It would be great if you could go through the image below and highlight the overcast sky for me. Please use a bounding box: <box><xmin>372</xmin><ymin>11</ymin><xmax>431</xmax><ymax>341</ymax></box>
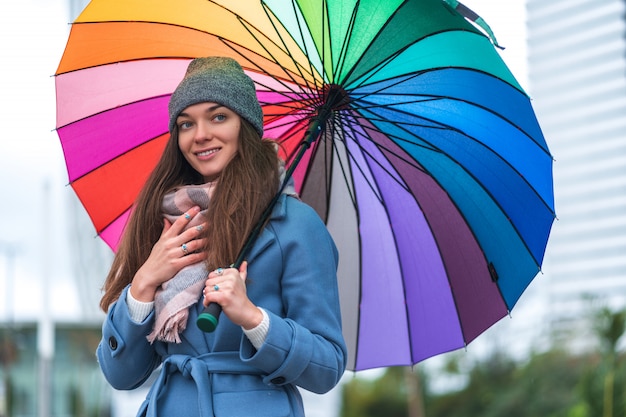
<box><xmin>0</xmin><ymin>0</ymin><xmax>528</xmax><ymax>322</ymax></box>
<box><xmin>0</xmin><ymin>0</ymin><xmax>75</xmax><ymax>321</ymax></box>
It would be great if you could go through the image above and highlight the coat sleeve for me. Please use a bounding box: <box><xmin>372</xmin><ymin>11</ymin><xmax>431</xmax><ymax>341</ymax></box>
<box><xmin>96</xmin><ymin>286</ymin><xmax>161</xmax><ymax>390</ymax></box>
<box><xmin>240</xmin><ymin>197</ymin><xmax>347</xmax><ymax>394</ymax></box>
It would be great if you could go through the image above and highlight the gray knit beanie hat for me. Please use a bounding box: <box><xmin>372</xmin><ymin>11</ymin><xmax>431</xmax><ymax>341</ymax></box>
<box><xmin>168</xmin><ymin>57</ymin><xmax>264</xmax><ymax>136</ymax></box>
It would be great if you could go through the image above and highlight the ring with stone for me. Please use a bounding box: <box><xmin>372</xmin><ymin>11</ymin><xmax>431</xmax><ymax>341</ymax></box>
<box><xmin>214</xmin><ymin>284</ymin><xmax>220</xmax><ymax>291</ymax></box>
<box><xmin>181</xmin><ymin>243</ymin><xmax>189</xmax><ymax>255</ymax></box>
<box><xmin>215</xmin><ymin>267</ymin><xmax>224</xmax><ymax>276</ymax></box>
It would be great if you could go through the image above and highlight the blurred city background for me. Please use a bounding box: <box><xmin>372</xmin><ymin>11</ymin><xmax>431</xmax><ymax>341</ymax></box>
<box><xmin>1</xmin><ymin>0</ymin><xmax>625</xmax><ymax>416</ymax></box>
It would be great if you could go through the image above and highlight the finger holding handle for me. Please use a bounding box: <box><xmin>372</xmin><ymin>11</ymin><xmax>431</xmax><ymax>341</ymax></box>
<box><xmin>197</xmin><ymin>266</ymin><xmax>227</xmax><ymax>332</ymax></box>
<box><xmin>197</xmin><ymin>262</ymin><xmax>251</xmax><ymax>332</ymax></box>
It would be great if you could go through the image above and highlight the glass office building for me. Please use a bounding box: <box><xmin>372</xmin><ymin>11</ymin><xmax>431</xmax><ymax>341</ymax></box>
<box><xmin>526</xmin><ymin>0</ymin><xmax>626</xmax><ymax>340</ymax></box>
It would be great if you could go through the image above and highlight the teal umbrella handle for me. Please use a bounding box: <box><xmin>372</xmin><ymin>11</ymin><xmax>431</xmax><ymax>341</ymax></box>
<box><xmin>197</xmin><ymin>302</ymin><xmax>222</xmax><ymax>332</ymax></box>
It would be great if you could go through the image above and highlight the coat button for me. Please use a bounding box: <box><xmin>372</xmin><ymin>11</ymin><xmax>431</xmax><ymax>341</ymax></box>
<box><xmin>108</xmin><ymin>336</ymin><xmax>118</xmax><ymax>350</ymax></box>
<box><xmin>271</xmin><ymin>376</ymin><xmax>286</xmax><ymax>384</ymax></box>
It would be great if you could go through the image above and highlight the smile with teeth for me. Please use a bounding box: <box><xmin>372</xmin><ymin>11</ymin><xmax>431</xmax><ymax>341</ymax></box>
<box><xmin>197</xmin><ymin>148</ymin><xmax>219</xmax><ymax>157</ymax></box>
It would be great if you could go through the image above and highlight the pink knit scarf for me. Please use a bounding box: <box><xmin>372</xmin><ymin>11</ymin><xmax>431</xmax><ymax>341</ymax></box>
<box><xmin>147</xmin><ymin>182</ymin><xmax>215</xmax><ymax>344</ymax></box>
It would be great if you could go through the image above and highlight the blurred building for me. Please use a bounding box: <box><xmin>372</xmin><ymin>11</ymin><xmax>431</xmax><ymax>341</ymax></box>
<box><xmin>526</xmin><ymin>0</ymin><xmax>626</xmax><ymax>344</ymax></box>
<box><xmin>1</xmin><ymin>324</ymin><xmax>109</xmax><ymax>416</ymax></box>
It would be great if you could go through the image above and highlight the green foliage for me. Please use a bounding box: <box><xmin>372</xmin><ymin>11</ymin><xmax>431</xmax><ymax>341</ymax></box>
<box><xmin>592</xmin><ymin>306</ymin><xmax>626</xmax><ymax>358</ymax></box>
<box><xmin>583</xmin><ymin>306</ymin><xmax>626</xmax><ymax>417</ymax></box>
<box><xmin>340</xmin><ymin>368</ymin><xmax>410</xmax><ymax>417</ymax></box>
<box><xmin>340</xmin><ymin>349</ymin><xmax>614</xmax><ymax>417</ymax></box>
<box><xmin>425</xmin><ymin>351</ymin><xmax>588</xmax><ymax>417</ymax></box>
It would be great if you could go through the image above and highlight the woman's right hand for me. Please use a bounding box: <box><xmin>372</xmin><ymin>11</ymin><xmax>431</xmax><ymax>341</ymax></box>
<box><xmin>130</xmin><ymin>206</ymin><xmax>208</xmax><ymax>302</ymax></box>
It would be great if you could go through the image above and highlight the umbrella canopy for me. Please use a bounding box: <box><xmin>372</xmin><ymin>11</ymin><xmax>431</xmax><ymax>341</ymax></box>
<box><xmin>55</xmin><ymin>0</ymin><xmax>555</xmax><ymax>371</ymax></box>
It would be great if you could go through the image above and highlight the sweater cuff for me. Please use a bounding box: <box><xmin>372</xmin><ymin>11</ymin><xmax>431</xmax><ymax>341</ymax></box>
<box><xmin>242</xmin><ymin>308</ymin><xmax>270</xmax><ymax>350</ymax></box>
<box><xmin>126</xmin><ymin>289</ymin><xmax>154</xmax><ymax>323</ymax></box>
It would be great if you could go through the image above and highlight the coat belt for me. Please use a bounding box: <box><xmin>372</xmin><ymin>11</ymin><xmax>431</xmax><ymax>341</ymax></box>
<box><xmin>147</xmin><ymin>352</ymin><xmax>264</xmax><ymax>416</ymax></box>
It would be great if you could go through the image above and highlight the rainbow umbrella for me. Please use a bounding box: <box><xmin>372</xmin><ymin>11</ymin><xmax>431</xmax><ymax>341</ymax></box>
<box><xmin>55</xmin><ymin>0</ymin><xmax>554</xmax><ymax>371</ymax></box>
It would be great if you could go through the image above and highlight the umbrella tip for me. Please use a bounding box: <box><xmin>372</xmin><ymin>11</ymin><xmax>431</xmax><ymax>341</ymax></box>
<box><xmin>445</xmin><ymin>0</ymin><xmax>504</xmax><ymax>49</ymax></box>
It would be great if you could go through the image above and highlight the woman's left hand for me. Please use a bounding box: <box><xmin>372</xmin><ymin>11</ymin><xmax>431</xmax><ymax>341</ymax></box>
<box><xmin>202</xmin><ymin>261</ymin><xmax>264</xmax><ymax>330</ymax></box>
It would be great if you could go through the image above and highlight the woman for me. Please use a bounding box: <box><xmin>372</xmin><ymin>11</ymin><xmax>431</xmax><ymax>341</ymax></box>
<box><xmin>96</xmin><ymin>57</ymin><xmax>347</xmax><ymax>416</ymax></box>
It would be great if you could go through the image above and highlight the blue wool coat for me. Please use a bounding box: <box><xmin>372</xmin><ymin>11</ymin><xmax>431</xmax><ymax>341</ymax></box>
<box><xmin>96</xmin><ymin>195</ymin><xmax>347</xmax><ymax>416</ymax></box>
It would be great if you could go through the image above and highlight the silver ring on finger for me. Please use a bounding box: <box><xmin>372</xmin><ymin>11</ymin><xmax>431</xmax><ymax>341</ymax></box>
<box><xmin>215</xmin><ymin>267</ymin><xmax>224</xmax><ymax>276</ymax></box>
<box><xmin>181</xmin><ymin>243</ymin><xmax>189</xmax><ymax>255</ymax></box>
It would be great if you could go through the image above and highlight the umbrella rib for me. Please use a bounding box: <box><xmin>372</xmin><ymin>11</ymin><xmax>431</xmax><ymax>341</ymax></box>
<box><xmin>347</xmin><ymin>68</ymin><xmax>425</xmax><ymax>101</ymax></box>
<box><xmin>318</xmin><ymin>108</ymin><xmax>445</xmax><ymax>192</ymax></box>
<box><xmin>323</xmin><ymin>118</ymin><xmax>365</xmax><ymax>371</ymax></box>
<box><xmin>323</xmin><ymin>120</ymin><xmax>341</xmax><ymax>210</ymax></box>
<box><xmin>260</xmin><ymin>102</ymin><xmax>312</xmax><ymax>114</ymax></box>
<box><xmin>339</xmin><ymin>1</ymin><xmax>498</xmax><ymax>88</ymax></box>
<box><xmin>66</xmin><ymin>16</ymin><xmax>319</xmax><ymax>102</ymax></box>
<box><xmin>196</xmin><ymin>1</ymin><xmax>321</xmax><ymax>97</ymax></box>
<box><xmin>351</xmin><ymin>67</ymin><xmax>552</xmax><ymax>157</ymax></box>
<box><xmin>346</xmin><ymin>68</ymin><xmax>463</xmax><ymax>114</ymax></box>
<box><xmin>56</xmin><ymin>93</ymin><xmax>176</xmax><ymax>213</ymax></box>
<box><xmin>339</xmin><ymin>109</ymin><xmax>503</xmax><ymax>356</ymax></box>
<box><xmin>327</xmin><ymin>117</ymin><xmax>359</xmax><ymax>207</ymax></box>
<box><xmin>250</xmin><ymin>75</ymin><xmax>320</xmax><ymax>115</ymax></box>
<box><xmin>332</xmin><ymin>112</ymin><xmax>419</xmax><ymax>367</ymax></box>
<box><xmin>333</xmin><ymin>111</ymin><xmax>413</xmax><ymax>200</ymax></box>
<box><xmin>272</xmin><ymin>114</ymin><xmax>319</xmax><ymax>164</ymax></box>
<box><xmin>345</xmin><ymin>47</ymin><xmax>411</xmax><ymax>90</ymax></box>
<box><xmin>349</xmin><ymin>79</ymin><xmax>554</xmax><ymax>161</ymax></box>
<box><xmin>265</xmin><ymin>113</ymin><xmax>314</xmax><ymax>138</ymax></box>
<box><xmin>297</xmin><ymin>118</ymin><xmax>356</xmax><ymax>214</ymax></box>
<box><xmin>343</xmin><ymin>28</ymin><xmax>488</xmax><ymax>90</ymax></box>
<box><xmin>365</xmin><ymin>103</ymin><xmax>555</xmax><ymax>219</ymax></box>
<box><xmin>332</xmin><ymin>0</ymin><xmax>361</xmax><ymax>82</ymax></box>
<box><xmin>320</xmin><ymin>0</ymin><xmax>328</xmax><ymax>83</ymax></box>
<box><xmin>356</xmin><ymin>105</ymin><xmax>549</xmax><ymax>271</ymax></box>
<box><xmin>219</xmin><ymin>25</ymin><xmax>312</xmax><ymax>95</ymax></box>
<box><xmin>77</xmin><ymin>1</ymin><xmax>322</xmax><ymax>90</ymax></box>
<box><xmin>328</xmin><ymin>117</ymin><xmax>366</xmax><ymax>372</ymax></box>
<box><xmin>349</xmin><ymin>96</ymin><xmax>448</xmax><ymax>114</ymax></box>
<box><xmin>288</xmin><ymin>0</ymin><xmax>328</xmax><ymax>86</ymax></box>
<box><xmin>255</xmin><ymin>1</ymin><xmax>322</xmax><ymax>92</ymax></box>
<box><xmin>338</xmin><ymin>0</ymin><xmax>413</xmax><ymax>85</ymax></box>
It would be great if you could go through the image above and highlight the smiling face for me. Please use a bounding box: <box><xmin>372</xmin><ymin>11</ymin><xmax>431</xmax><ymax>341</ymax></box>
<box><xmin>176</xmin><ymin>102</ymin><xmax>241</xmax><ymax>182</ymax></box>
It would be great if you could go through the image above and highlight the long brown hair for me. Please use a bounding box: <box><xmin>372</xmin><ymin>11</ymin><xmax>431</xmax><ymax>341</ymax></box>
<box><xmin>99</xmin><ymin>119</ymin><xmax>280</xmax><ymax>311</ymax></box>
